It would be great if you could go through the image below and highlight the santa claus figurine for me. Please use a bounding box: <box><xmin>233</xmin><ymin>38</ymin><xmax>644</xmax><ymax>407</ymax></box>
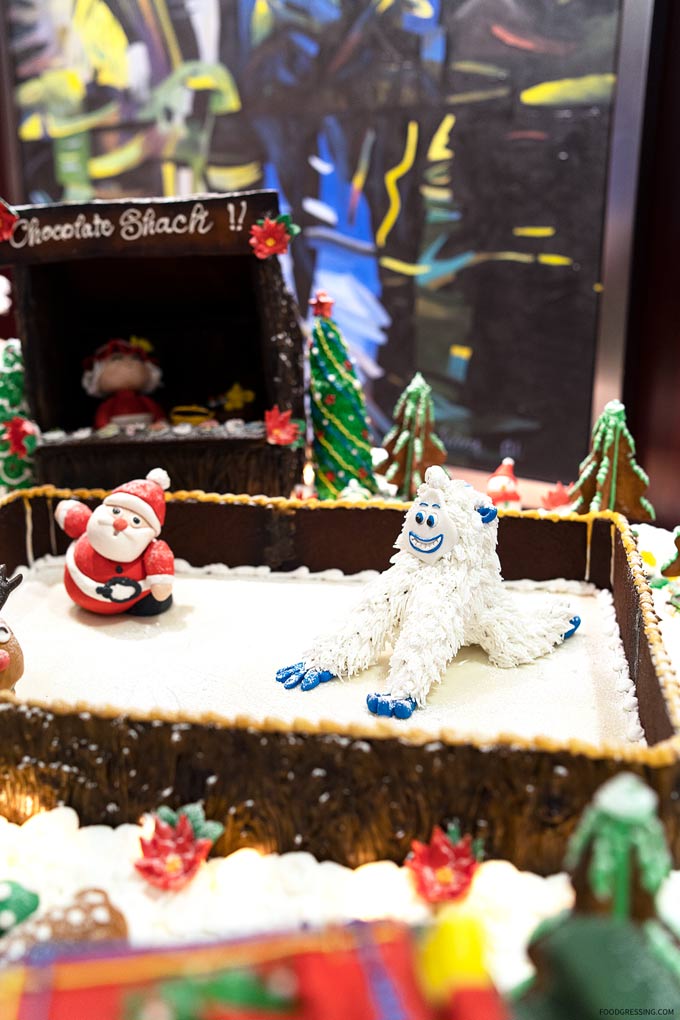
<box><xmin>486</xmin><ymin>457</ymin><xmax>523</xmax><ymax>512</ymax></box>
<box><xmin>54</xmin><ymin>468</ymin><xmax>174</xmax><ymax>616</ymax></box>
<box><xmin>82</xmin><ymin>338</ymin><xmax>166</xmax><ymax>429</ymax></box>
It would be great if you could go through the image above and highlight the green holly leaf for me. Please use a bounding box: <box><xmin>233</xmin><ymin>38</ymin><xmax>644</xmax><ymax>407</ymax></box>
<box><xmin>197</xmin><ymin>819</ymin><xmax>225</xmax><ymax>845</ymax></box>
<box><xmin>179</xmin><ymin>802</ymin><xmax>206</xmax><ymax>835</ymax></box>
<box><xmin>0</xmin><ymin>880</ymin><xmax>39</xmax><ymax>933</ymax></box>
<box><xmin>156</xmin><ymin>805</ymin><xmax>178</xmax><ymax>827</ymax></box>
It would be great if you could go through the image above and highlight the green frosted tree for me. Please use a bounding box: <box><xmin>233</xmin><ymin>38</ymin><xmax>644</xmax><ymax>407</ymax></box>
<box><xmin>382</xmin><ymin>373</ymin><xmax>447</xmax><ymax>499</ymax></box>
<box><xmin>662</xmin><ymin>528</ymin><xmax>680</xmax><ymax>578</ymax></box>
<box><xmin>0</xmin><ymin>339</ymin><xmax>38</xmax><ymax>492</ymax></box>
<box><xmin>565</xmin><ymin>773</ymin><xmax>671</xmax><ymax>920</ymax></box>
<box><xmin>309</xmin><ymin>291</ymin><xmax>378</xmax><ymax>500</ymax></box>
<box><xmin>570</xmin><ymin>400</ymin><xmax>655</xmax><ymax>521</ymax></box>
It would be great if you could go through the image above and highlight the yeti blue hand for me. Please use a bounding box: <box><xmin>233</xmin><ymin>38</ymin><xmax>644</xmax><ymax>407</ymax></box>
<box><xmin>563</xmin><ymin>615</ymin><xmax>581</xmax><ymax>640</ymax></box>
<box><xmin>366</xmin><ymin>693</ymin><xmax>417</xmax><ymax>719</ymax></box>
<box><xmin>275</xmin><ymin>661</ymin><xmax>336</xmax><ymax>690</ymax></box>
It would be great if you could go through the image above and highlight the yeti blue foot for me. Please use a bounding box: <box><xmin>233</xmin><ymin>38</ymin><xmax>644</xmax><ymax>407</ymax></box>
<box><xmin>366</xmin><ymin>693</ymin><xmax>417</xmax><ymax>719</ymax></box>
<box><xmin>275</xmin><ymin>661</ymin><xmax>336</xmax><ymax>691</ymax></box>
<box><xmin>563</xmin><ymin>615</ymin><xmax>581</xmax><ymax>640</ymax></box>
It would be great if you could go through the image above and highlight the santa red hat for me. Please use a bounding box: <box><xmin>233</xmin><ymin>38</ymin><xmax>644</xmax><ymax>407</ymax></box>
<box><xmin>487</xmin><ymin>457</ymin><xmax>521</xmax><ymax>505</ymax></box>
<box><xmin>104</xmin><ymin>468</ymin><xmax>170</xmax><ymax>536</ymax></box>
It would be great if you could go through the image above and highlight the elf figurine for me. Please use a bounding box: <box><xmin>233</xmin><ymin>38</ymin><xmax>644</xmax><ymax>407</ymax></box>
<box><xmin>82</xmin><ymin>338</ymin><xmax>166</xmax><ymax>429</ymax></box>
<box><xmin>54</xmin><ymin>468</ymin><xmax>174</xmax><ymax>616</ymax></box>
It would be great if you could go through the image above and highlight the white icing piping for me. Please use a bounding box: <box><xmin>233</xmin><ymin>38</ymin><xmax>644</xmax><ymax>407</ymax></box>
<box><xmin>47</xmin><ymin>497</ymin><xmax>58</xmax><ymax>557</ymax></box>
<box><xmin>23</xmin><ymin>498</ymin><xmax>34</xmax><ymax>568</ymax></box>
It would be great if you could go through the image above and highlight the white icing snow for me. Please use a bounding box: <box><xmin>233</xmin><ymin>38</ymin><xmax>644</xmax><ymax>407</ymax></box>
<box><xmin>9</xmin><ymin>555</ymin><xmax>643</xmax><ymax>746</ymax></box>
<box><xmin>0</xmin><ymin>806</ymin><xmax>575</xmax><ymax>993</ymax></box>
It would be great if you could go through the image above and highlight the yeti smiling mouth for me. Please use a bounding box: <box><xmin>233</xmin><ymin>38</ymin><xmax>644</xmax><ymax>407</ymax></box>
<box><xmin>408</xmin><ymin>531</ymin><xmax>443</xmax><ymax>554</ymax></box>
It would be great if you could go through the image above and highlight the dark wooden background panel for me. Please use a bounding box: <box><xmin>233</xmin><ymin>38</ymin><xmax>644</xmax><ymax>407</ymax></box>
<box><xmin>626</xmin><ymin>0</ymin><xmax>680</xmax><ymax>529</ymax></box>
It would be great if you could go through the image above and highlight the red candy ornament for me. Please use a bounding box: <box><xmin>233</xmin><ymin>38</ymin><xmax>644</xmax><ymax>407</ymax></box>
<box><xmin>406</xmin><ymin>825</ymin><xmax>483</xmax><ymax>904</ymax></box>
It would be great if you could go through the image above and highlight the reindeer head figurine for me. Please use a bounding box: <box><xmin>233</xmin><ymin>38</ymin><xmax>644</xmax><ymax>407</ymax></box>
<box><xmin>0</xmin><ymin>565</ymin><xmax>23</xmax><ymax>692</ymax></box>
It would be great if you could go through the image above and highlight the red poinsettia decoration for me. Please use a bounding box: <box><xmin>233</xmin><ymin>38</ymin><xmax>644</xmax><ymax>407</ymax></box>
<box><xmin>0</xmin><ymin>201</ymin><xmax>18</xmax><ymax>244</ymax></box>
<box><xmin>3</xmin><ymin>416</ymin><xmax>38</xmax><ymax>458</ymax></box>
<box><xmin>406</xmin><ymin>824</ymin><xmax>483</xmax><ymax>904</ymax></box>
<box><xmin>541</xmin><ymin>481</ymin><xmax>573</xmax><ymax>511</ymax></box>
<box><xmin>265</xmin><ymin>405</ymin><xmax>300</xmax><ymax>446</ymax></box>
<box><xmin>135</xmin><ymin>803</ymin><xmax>224</xmax><ymax>891</ymax></box>
<box><xmin>249</xmin><ymin>214</ymin><xmax>300</xmax><ymax>260</ymax></box>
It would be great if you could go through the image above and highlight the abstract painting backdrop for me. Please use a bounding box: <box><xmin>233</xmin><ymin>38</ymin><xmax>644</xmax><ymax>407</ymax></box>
<box><xmin>1</xmin><ymin>0</ymin><xmax>624</xmax><ymax>480</ymax></box>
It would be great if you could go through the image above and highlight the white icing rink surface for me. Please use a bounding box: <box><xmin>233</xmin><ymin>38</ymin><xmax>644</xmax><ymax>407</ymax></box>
<box><xmin>12</xmin><ymin>558</ymin><xmax>643</xmax><ymax>746</ymax></box>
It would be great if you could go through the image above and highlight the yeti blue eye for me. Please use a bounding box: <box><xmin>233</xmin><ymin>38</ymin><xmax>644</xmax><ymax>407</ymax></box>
<box><xmin>415</xmin><ymin>512</ymin><xmax>424</xmax><ymax>525</ymax></box>
<box><xmin>426</xmin><ymin>514</ymin><xmax>436</xmax><ymax>528</ymax></box>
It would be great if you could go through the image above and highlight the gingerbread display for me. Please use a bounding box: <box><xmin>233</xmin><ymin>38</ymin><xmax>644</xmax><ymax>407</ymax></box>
<box><xmin>54</xmin><ymin>468</ymin><xmax>174</xmax><ymax>616</ymax></box>
<box><xmin>83</xmin><ymin>338</ymin><xmax>166</xmax><ymax>430</ymax></box>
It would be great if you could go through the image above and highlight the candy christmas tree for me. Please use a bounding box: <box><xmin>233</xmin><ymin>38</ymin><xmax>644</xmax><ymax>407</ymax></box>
<box><xmin>564</xmin><ymin>772</ymin><xmax>671</xmax><ymax>919</ymax></box>
<box><xmin>382</xmin><ymin>373</ymin><xmax>447</xmax><ymax>499</ymax></box>
<box><xmin>309</xmin><ymin>290</ymin><xmax>378</xmax><ymax>500</ymax></box>
<box><xmin>0</xmin><ymin>339</ymin><xmax>38</xmax><ymax>492</ymax></box>
<box><xmin>570</xmin><ymin>400</ymin><xmax>655</xmax><ymax>522</ymax></box>
<box><xmin>662</xmin><ymin>528</ymin><xmax>680</xmax><ymax>577</ymax></box>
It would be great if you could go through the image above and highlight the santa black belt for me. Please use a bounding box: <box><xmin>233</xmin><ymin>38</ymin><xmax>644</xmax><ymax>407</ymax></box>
<box><xmin>66</xmin><ymin>543</ymin><xmax>150</xmax><ymax>603</ymax></box>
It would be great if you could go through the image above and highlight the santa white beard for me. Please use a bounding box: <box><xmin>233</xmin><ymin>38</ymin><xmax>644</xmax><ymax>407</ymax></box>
<box><xmin>86</xmin><ymin>507</ymin><xmax>154</xmax><ymax>562</ymax></box>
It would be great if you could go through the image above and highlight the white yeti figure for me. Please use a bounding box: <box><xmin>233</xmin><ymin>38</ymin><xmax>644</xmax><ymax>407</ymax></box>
<box><xmin>276</xmin><ymin>466</ymin><xmax>580</xmax><ymax>719</ymax></box>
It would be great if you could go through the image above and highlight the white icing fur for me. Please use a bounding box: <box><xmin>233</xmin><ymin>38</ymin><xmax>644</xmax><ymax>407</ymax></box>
<box><xmin>304</xmin><ymin>468</ymin><xmax>576</xmax><ymax>707</ymax></box>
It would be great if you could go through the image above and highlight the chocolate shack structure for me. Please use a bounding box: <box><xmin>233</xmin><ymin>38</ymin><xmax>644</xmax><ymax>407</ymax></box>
<box><xmin>0</xmin><ymin>191</ymin><xmax>305</xmax><ymax>493</ymax></box>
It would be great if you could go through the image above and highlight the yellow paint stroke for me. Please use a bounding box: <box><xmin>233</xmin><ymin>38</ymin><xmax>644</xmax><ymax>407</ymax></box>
<box><xmin>449</xmin><ymin>344</ymin><xmax>472</xmax><ymax>360</ymax></box>
<box><xmin>42</xmin><ymin>102</ymin><xmax>119</xmax><ymax>139</ymax></box>
<box><xmin>446</xmin><ymin>87</ymin><xmax>510</xmax><ymax>105</ymax></box>
<box><xmin>538</xmin><ymin>253</ymin><xmax>573</xmax><ymax>266</ymax></box>
<box><xmin>380</xmin><ymin>256</ymin><xmax>431</xmax><ymax>276</ymax></box>
<box><xmin>420</xmin><ymin>184</ymin><xmax>452</xmax><ymax>202</ymax></box>
<box><xmin>477</xmin><ymin>251</ymin><xmax>535</xmax><ymax>264</ymax></box>
<box><xmin>88</xmin><ymin>131</ymin><xmax>149</xmax><ymax>178</ymax></box>
<box><xmin>513</xmin><ymin>226</ymin><xmax>555</xmax><ymax>237</ymax></box>
<box><xmin>521</xmin><ymin>74</ymin><xmax>616</xmax><ymax>107</ymax></box>
<box><xmin>251</xmin><ymin>0</ymin><xmax>274</xmax><ymax>46</ymax></box>
<box><xmin>376</xmin><ymin>120</ymin><xmax>418</xmax><ymax>248</ymax></box>
<box><xmin>427</xmin><ymin>113</ymin><xmax>455</xmax><ymax>161</ymax></box>
<box><xmin>161</xmin><ymin>160</ymin><xmax>176</xmax><ymax>196</ymax></box>
<box><xmin>424</xmin><ymin>164</ymin><xmax>450</xmax><ymax>185</ymax></box>
<box><xmin>19</xmin><ymin>113</ymin><xmax>43</xmax><ymax>142</ymax></box>
<box><xmin>206</xmin><ymin>162</ymin><xmax>261</xmax><ymax>191</ymax></box>
<box><xmin>405</xmin><ymin>0</ymin><xmax>434</xmax><ymax>19</ymax></box>
<box><xmin>451</xmin><ymin>60</ymin><xmax>508</xmax><ymax>79</ymax></box>
<box><xmin>376</xmin><ymin>0</ymin><xmax>395</xmax><ymax>13</ymax></box>
<box><xmin>151</xmin><ymin>0</ymin><xmax>183</xmax><ymax>70</ymax></box>
<box><xmin>74</xmin><ymin>0</ymin><xmax>129</xmax><ymax>89</ymax></box>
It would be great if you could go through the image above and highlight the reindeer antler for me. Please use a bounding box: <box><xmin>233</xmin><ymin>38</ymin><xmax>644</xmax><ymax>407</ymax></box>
<box><xmin>0</xmin><ymin>565</ymin><xmax>22</xmax><ymax>612</ymax></box>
